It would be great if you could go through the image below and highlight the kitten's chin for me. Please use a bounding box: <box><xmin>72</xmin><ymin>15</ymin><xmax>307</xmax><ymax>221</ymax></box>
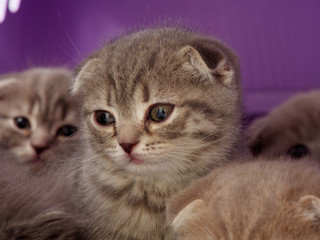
<box><xmin>118</xmin><ymin>156</ymin><xmax>172</xmax><ymax>177</ymax></box>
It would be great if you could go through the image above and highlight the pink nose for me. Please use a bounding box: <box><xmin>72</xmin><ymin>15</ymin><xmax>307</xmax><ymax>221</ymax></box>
<box><xmin>32</xmin><ymin>144</ymin><xmax>49</xmax><ymax>155</ymax></box>
<box><xmin>120</xmin><ymin>141</ymin><xmax>139</xmax><ymax>154</ymax></box>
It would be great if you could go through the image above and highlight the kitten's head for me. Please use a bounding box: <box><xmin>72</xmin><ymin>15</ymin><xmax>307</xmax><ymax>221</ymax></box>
<box><xmin>167</xmin><ymin>160</ymin><xmax>320</xmax><ymax>240</ymax></box>
<box><xmin>248</xmin><ymin>90</ymin><xmax>320</xmax><ymax>160</ymax></box>
<box><xmin>73</xmin><ymin>28</ymin><xmax>241</xmax><ymax>179</ymax></box>
<box><xmin>0</xmin><ymin>68</ymin><xmax>80</xmax><ymax>171</ymax></box>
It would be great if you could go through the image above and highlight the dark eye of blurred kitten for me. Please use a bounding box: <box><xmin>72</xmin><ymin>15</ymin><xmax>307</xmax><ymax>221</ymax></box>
<box><xmin>287</xmin><ymin>144</ymin><xmax>309</xmax><ymax>159</ymax></box>
<box><xmin>149</xmin><ymin>104</ymin><xmax>174</xmax><ymax>122</ymax></box>
<box><xmin>14</xmin><ymin>116</ymin><xmax>30</xmax><ymax>129</ymax></box>
<box><xmin>95</xmin><ymin>111</ymin><xmax>115</xmax><ymax>126</ymax></box>
<box><xmin>56</xmin><ymin>125</ymin><xmax>78</xmax><ymax>137</ymax></box>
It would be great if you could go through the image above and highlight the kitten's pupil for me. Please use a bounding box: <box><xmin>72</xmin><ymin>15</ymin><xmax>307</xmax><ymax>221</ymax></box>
<box><xmin>95</xmin><ymin>111</ymin><xmax>115</xmax><ymax>126</ymax></box>
<box><xmin>57</xmin><ymin>125</ymin><xmax>78</xmax><ymax>137</ymax></box>
<box><xmin>14</xmin><ymin>116</ymin><xmax>30</xmax><ymax>129</ymax></box>
<box><xmin>149</xmin><ymin>104</ymin><xmax>174</xmax><ymax>122</ymax></box>
<box><xmin>287</xmin><ymin>144</ymin><xmax>309</xmax><ymax>159</ymax></box>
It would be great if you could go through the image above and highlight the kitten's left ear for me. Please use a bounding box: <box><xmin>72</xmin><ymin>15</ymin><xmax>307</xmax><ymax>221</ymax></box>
<box><xmin>177</xmin><ymin>44</ymin><xmax>235</xmax><ymax>86</ymax></box>
<box><xmin>298</xmin><ymin>195</ymin><xmax>320</xmax><ymax>224</ymax></box>
<box><xmin>171</xmin><ymin>199</ymin><xmax>204</xmax><ymax>230</ymax></box>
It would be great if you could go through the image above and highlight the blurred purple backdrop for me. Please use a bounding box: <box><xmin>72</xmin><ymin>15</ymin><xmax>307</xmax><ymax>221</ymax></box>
<box><xmin>1</xmin><ymin>0</ymin><xmax>320</xmax><ymax>114</ymax></box>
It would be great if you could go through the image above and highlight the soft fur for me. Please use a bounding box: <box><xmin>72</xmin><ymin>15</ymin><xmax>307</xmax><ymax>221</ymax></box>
<box><xmin>248</xmin><ymin>90</ymin><xmax>320</xmax><ymax>160</ymax></box>
<box><xmin>0</xmin><ymin>67</ymin><xmax>80</xmax><ymax>173</ymax></box>
<box><xmin>0</xmin><ymin>68</ymin><xmax>84</xmax><ymax>239</ymax></box>
<box><xmin>167</xmin><ymin>159</ymin><xmax>320</xmax><ymax>240</ymax></box>
<box><xmin>71</xmin><ymin>27</ymin><xmax>242</xmax><ymax>239</ymax></box>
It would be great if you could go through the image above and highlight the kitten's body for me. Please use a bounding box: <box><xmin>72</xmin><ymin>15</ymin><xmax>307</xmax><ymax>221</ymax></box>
<box><xmin>248</xmin><ymin>90</ymin><xmax>320</xmax><ymax>160</ymax></box>
<box><xmin>72</xmin><ymin>27</ymin><xmax>242</xmax><ymax>239</ymax></box>
<box><xmin>167</xmin><ymin>159</ymin><xmax>320</xmax><ymax>240</ymax></box>
<box><xmin>0</xmin><ymin>67</ymin><xmax>80</xmax><ymax>172</ymax></box>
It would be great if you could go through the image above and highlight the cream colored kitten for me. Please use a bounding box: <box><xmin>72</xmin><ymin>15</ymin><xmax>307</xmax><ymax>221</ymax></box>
<box><xmin>248</xmin><ymin>90</ymin><xmax>320</xmax><ymax>160</ymax></box>
<box><xmin>167</xmin><ymin>159</ymin><xmax>320</xmax><ymax>240</ymax></box>
<box><xmin>0</xmin><ymin>67</ymin><xmax>80</xmax><ymax>172</ymax></box>
<box><xmin>71</xmin><ymin>27</ymin><xmax>242</xmax><ymax>239</ymax></box>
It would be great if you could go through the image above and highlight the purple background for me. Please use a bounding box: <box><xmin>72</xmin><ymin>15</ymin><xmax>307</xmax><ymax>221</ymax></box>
<box><xmin>1</xmin><ymin>0</ymin><xmax>320</xmax><ymax>114</ymax></box>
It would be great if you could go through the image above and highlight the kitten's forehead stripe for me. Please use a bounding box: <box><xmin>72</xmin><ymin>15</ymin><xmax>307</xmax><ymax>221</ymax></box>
<box><xmin>130</xmin><ymin>69</ymin><xmax>145</xmax><ymax>96</ymax></box>
<box><xmin>142</xmin><ymin>82</ymin><xmax>150</xmax><ymax>103</ymax></box>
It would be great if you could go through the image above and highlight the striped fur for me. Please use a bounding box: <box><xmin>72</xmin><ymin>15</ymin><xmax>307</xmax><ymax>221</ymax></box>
<box><xmin>72</xmin><ymin>27</ymin><xmax>242</xmax><ymax>239</ymax></box>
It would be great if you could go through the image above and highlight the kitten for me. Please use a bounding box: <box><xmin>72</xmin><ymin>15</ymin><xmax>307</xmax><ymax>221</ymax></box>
<box><xmin>0</xmin><ymin>68</ymin><xmax>84</xmax><ymax>239</ymax></box>
<box><xmin>0</xmin><ymin>67</ymin><xmax>80</xmax><ymax>172</ymax></box>
<box><xmin>71</xmin><ymin>27</ymin><xmax>242</xmax><ymax>239</ymax></box>
<box><xmin>248</xmin><ymin>90</ymin><xmax>320</xmax><ymax>160</ymax></box>
<box><xmin>167</xmin><ymin>159</ymin><xmax>320</xmax><ymax>240</ymax></box>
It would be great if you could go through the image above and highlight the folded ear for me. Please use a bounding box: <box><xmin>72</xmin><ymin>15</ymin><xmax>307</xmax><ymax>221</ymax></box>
<box><xmin>0</xmin><ymin>77</ymin><xmax>19</xmax><ymax>100</ymax></box>
<box><xmin>298</xmin><ymin>195</ymin><xmax>320</xmax><ymax>224</ymax></box>
<box><xmin>72</xmin><ymin>58</ymin><xmax>102</xmax><ymax>95</ymax></box>
<box><xmin>171</xmin><ymin>199</ymin><xmax>204</xmax><ymax>230</ymax></box>
<box><xmin>177</xmin><ymin>43</ymin><xmax>235</xmax><ymax>86</ymax></box>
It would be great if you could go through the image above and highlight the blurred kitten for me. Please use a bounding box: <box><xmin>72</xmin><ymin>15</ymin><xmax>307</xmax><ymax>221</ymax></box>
<box><xmin>0</xmin><ymin>67</ymin><xmax>80</xmax><ymax>172</ymax></box>
<box><xmin>167</xmin><ymin>159</ymin><xmax>320</xmax><ymax>240</ymax></box>
<box><xmin>248</xmin><ymin>90</ymin><xmax>320</xmax><ymax>160</ymax></box>
<box><xmin>0</xmin><ymin>67</ymin><xmax>85</xmax><ymax>239</ymax></box>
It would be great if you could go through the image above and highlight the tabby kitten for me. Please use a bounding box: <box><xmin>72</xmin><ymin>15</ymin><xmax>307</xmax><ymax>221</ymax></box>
<box><xmin>167</xmin><ymin>159</ymin><xmax>320</xmax><ymax>240</ymax></box>
<box><xmin>248</xmin><ymin>90</ymin><xmax>320</xmax><ymax>160</ymax></box>
<box><xmin>71</xmin><ymin>27</ymin><xmax>242</xmax><ymax>239</ymax></box>
<box><xmin>0</xmin><ymin>67</ymin><xmax>80</xmax><ymax>172</ymax></box>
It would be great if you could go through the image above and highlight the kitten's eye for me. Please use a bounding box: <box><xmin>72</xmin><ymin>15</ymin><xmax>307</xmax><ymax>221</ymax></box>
<box><xmin>57</xmin><ymin>125</ymin><xmax>78</xmax><ymax>137</ymax></box>
<box><xmin>287</xmin><ymin>144</ymin><xmax>309</xmax><ymax>159</ymax></box>
<box><xmin>149</xmin><ymin>104</ymin><xmax>174</xmax><ymax>122</ymax></box>
<box><xmin>95</xmin><ymin>111</ymin><xmax>115</xmax><ymax>126</ymax></box>
<box><xmin>14</xmin><ymin>117</ymin><xmax>30</xmax><ymax>129</ymax></box>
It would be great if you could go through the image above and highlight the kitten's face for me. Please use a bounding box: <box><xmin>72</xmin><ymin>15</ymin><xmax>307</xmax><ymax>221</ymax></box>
<box><xmin>74</xmin><ymin>28</ymin><xmax>241</xmax><ymax>178</ymax></box>
<box><xmin>248</xmin><ymin>90</ymin><xmax>320</xmax><ymax>160</ymax></box>
<box><xmin>0</xmin><ymin>68</ymin><xmax>80</xmax><ymax>171</ymax></box>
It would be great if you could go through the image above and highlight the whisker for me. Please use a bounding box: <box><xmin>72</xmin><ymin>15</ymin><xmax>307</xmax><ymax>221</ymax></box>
<box><xmin>58</xmin><ymin>11</ymin><xmax>84</xmax><ymax>61</ymax></box>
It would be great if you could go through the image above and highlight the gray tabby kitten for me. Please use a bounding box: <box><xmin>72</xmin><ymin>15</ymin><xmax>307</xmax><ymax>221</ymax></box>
<box><xmin>71</xmin><ymin>27</ymin><xmax>242</xmax><ymax>239</ymax></box>
<box><xmin>167</xmin><ymin>159</ymin><xmax>320</xmax><ymax>240</ymax></box>
<box><xmin>0</xmin><ymin>67</ymin><xmax>80</xmax><ymax>172</ymax></box>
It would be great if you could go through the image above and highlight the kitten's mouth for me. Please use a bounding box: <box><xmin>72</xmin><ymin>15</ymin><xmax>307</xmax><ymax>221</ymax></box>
<box><xmin>129</xmin><ymin>157</ymin><xmax>145</xmax><ymax>165</ymax></box>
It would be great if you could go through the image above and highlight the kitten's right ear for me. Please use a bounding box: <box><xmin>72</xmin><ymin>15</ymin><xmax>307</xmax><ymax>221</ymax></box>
<box><xmin>72</xmin><ymin>58</ymin><xmax>102</xmax><ymax>95</ymax></box>
<box><xmin>0</xmin><ymin>77</ymin><xmax>18</xmax><ymax>99</ymax></box>
<box><xmin>171</xmin><ymin>199</ymin><xmax>204</xmax><ymax>230</ymax></box>
<box><xmin>247</xmin><ymin>116</ymin><xmax>270</xmax><ymax>156</ymax></box>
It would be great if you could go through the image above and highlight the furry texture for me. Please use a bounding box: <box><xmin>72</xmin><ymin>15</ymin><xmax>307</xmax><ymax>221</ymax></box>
<box><xmin>0</xmin><ymin>67</ymin><xmax>80</xmax><ymax>173</ymax></box>
<box><xmin>167</xmin><ymin>159</ymin><xmax>320</xmax><ymax>240</ymax></box>
<box><xmin>0</xmin><ymin>68</ymin><xmax>84</xmax><ymax>239</ymax></box>
<box><xmin>71</xmin><ymin>27</ymin><xmax>242</xmax><ymax>239</ymax></box>
<box><xmin>248</xmin><ymin>90</ymin><xmax>320</xmax><ymax>160</ymax></box>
